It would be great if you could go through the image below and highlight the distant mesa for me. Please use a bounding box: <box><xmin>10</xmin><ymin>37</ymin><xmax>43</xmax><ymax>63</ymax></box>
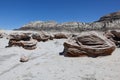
<box><xmin>17</xmin><ymin>11</ymin><xmax>120</xmax><ymax>31</ymax></box>
<box><xmin>97</xmin><ymin>11</ymin><xmax>120</xmax><ymax>22</ymax></box>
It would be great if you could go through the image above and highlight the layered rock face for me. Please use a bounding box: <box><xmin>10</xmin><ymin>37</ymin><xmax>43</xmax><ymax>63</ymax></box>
<box><xmin>98</xmin><ymin>11</ymin><xmax>120</xmax><ymax>22</ymax></box>
<box><xmin>95</xmin><ymin>11</ymin><xmax>120</xmax><ymax>30</ymax></box>
<box><xmin>17</xmin><ymin>11</ymin><xmax>120</xmax><ymax>32</ymax></box>
<box><xmin>61</xmin><ymin>32</ymin><xmax>116</xmax><ymax>57</ymax></box>
<box><xmin>18</xmin><ymin>21</ymin><xmax>85</xmax><ymax>32</ymax></box>
<box><xmin>6</xmin><ymin>33</ymin><xmax>37</xmax><ymax>50</ymax></box>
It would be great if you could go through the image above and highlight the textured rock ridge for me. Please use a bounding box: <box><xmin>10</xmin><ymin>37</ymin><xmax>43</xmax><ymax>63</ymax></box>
<box><xmin>98</xmin><ymin>11</ymin><xmax>120</xmax><ymax>22</ymax></box>
<box><xmin>17</xmin><ymin>11</ymin><xmax>120</xmax><ymax>32</ymax></box>
<box><xmin>61</xmin><ymin>31</ymin><xmax>116</xmax><ymax>57</ymax></box>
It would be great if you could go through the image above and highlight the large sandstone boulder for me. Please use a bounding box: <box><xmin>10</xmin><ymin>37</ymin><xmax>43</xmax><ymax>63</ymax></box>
<box><xmin>62</xmin><ymin>32</ymin><xmax>116</xmax><ymax>57</ymax></box>
<box><xmin>6</xmin><ymin>33</ymin><xmax>37</xmax><ymax>50</ymax></box>
<box><xmin>104</xmin><ymin>30</ymin><xmax>120</xmax><ymax>47</ymax></box>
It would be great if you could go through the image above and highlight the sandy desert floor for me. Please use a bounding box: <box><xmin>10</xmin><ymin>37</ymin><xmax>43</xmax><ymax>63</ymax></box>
<box><xmin>0</xmin><ymin>31</ymin><xmax>120</xmax><ymax>80</ymax></box>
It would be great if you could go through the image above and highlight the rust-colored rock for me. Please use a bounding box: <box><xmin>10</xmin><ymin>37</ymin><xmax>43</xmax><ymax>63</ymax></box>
<box><xmin>62</xmin><ymin>32</ymin><xmax>116</xmax><ymax>57</ymax></box>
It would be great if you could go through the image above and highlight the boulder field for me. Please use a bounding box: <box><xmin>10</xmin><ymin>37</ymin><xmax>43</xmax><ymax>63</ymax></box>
<box><xmin>0</xmin><ymin>31</ymin><xmax>118</xmax><ymax>57</ymax></box>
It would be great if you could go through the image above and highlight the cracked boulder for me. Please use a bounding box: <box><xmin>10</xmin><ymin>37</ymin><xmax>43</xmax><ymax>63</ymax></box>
<box><xmin>62</xmin><ymin>32</ymin><xmax>116</xmax><ymax>57</ymax></box>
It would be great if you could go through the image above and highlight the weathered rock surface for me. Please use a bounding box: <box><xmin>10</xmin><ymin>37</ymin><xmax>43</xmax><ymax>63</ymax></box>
<box><xmin>62</xmin><ymin>32</ymin><xmax>116</xmax><ymax>57</ymax></box>
<box><xmin>32</xmin><ymin>32</ymin><xmax>53</xmax><ymax>42</ymax></box>
<box><xmin>8</xmin><ymin>33</ymin><xmax>31</xmax><ymax>40</ymax></box>
<box><xmin>20</xmin><ymin>39</ymin><xmax>37</xmax><ymax>50</ymax></box>
<box><xmin>104</xmin><ymin>30</ymin><xmax>120</xmax><ymax>47</ymax></box>
<box><xmin>18</xmin><ymin>21</ymin><xmax>83</xmax><ymax>32</ymax></box>
<box><xmin>6</xmin><ymin>33</ymin><xmax>37</xmax><ymax>50</ymax></box>
<box><xmin>98</xmin><ymin>11</ymin><xmax>120</xmax><ymax>22</ymax></box>
<box><xmin>54</xmin><ymin>33</ymin><xmax>68</xmax><ymax>39</ymax></box>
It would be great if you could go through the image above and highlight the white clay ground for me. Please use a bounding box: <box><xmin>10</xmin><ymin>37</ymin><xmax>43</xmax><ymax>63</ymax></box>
<box><xmin>0</xmin><ymin>30</ymin><xmax>120</xmax><ymax>80</ymax></box>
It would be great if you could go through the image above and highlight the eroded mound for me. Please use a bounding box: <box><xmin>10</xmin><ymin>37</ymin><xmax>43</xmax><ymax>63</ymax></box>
<box><xmin>104</xmin><ymin>30</ymin><xmax>120</xmax><ymax>47</ymax></box>
<box><xmin>62</xmin><ymin>32</ymin><xmax>116</xmax><ymax>57</ymax></box>
<box><xmin>6</xmin><ymin>33</ymin><xmax>37</xmax><ymax>50</ymax></box>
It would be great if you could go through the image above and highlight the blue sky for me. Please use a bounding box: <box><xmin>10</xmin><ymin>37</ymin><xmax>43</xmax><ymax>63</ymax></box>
<box><xmin>0</xmin><ymin>0</ymin><xmax>120</xmax><ymax>29</ymax></box>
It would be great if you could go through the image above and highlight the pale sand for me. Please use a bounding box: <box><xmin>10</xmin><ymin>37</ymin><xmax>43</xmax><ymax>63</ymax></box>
<box><xmin>0</xmin><ymin>31</ymin><xmax>120</xmax><ymax>80</ymax></box>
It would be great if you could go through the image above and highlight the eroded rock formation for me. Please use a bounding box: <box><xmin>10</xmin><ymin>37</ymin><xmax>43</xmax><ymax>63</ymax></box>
<box><xmin>6</xmin><ymin>33</ymin><xmax>37</xmax><ymax>50</ymax></box>
<box><xmin>61</xmin><ymin>32</ymin><xmax>116</xmax><ymax>57</ymax></box>
<box><xmin>104</xmin><ymin>30</ymin><xmax>120</xmax><ymax>47</ymax></box>
<box><xmin>32</xmin><ymin>32</ymin><xmax>53</xmax><ymax>42</ymax></box>
<box><xmin>17</xmin><ymin>11</ymin><xmax>120</xmax><ymax>32</ymax></box>
<box><xmin>98</xmin><ymin>11</ymin><xmax>120</xmax><ymax>22</ymax></box>
<box><xmin>53</xmin><ymin>33</ymin><xmax>68</xmax><ymax>39</ymax></box>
